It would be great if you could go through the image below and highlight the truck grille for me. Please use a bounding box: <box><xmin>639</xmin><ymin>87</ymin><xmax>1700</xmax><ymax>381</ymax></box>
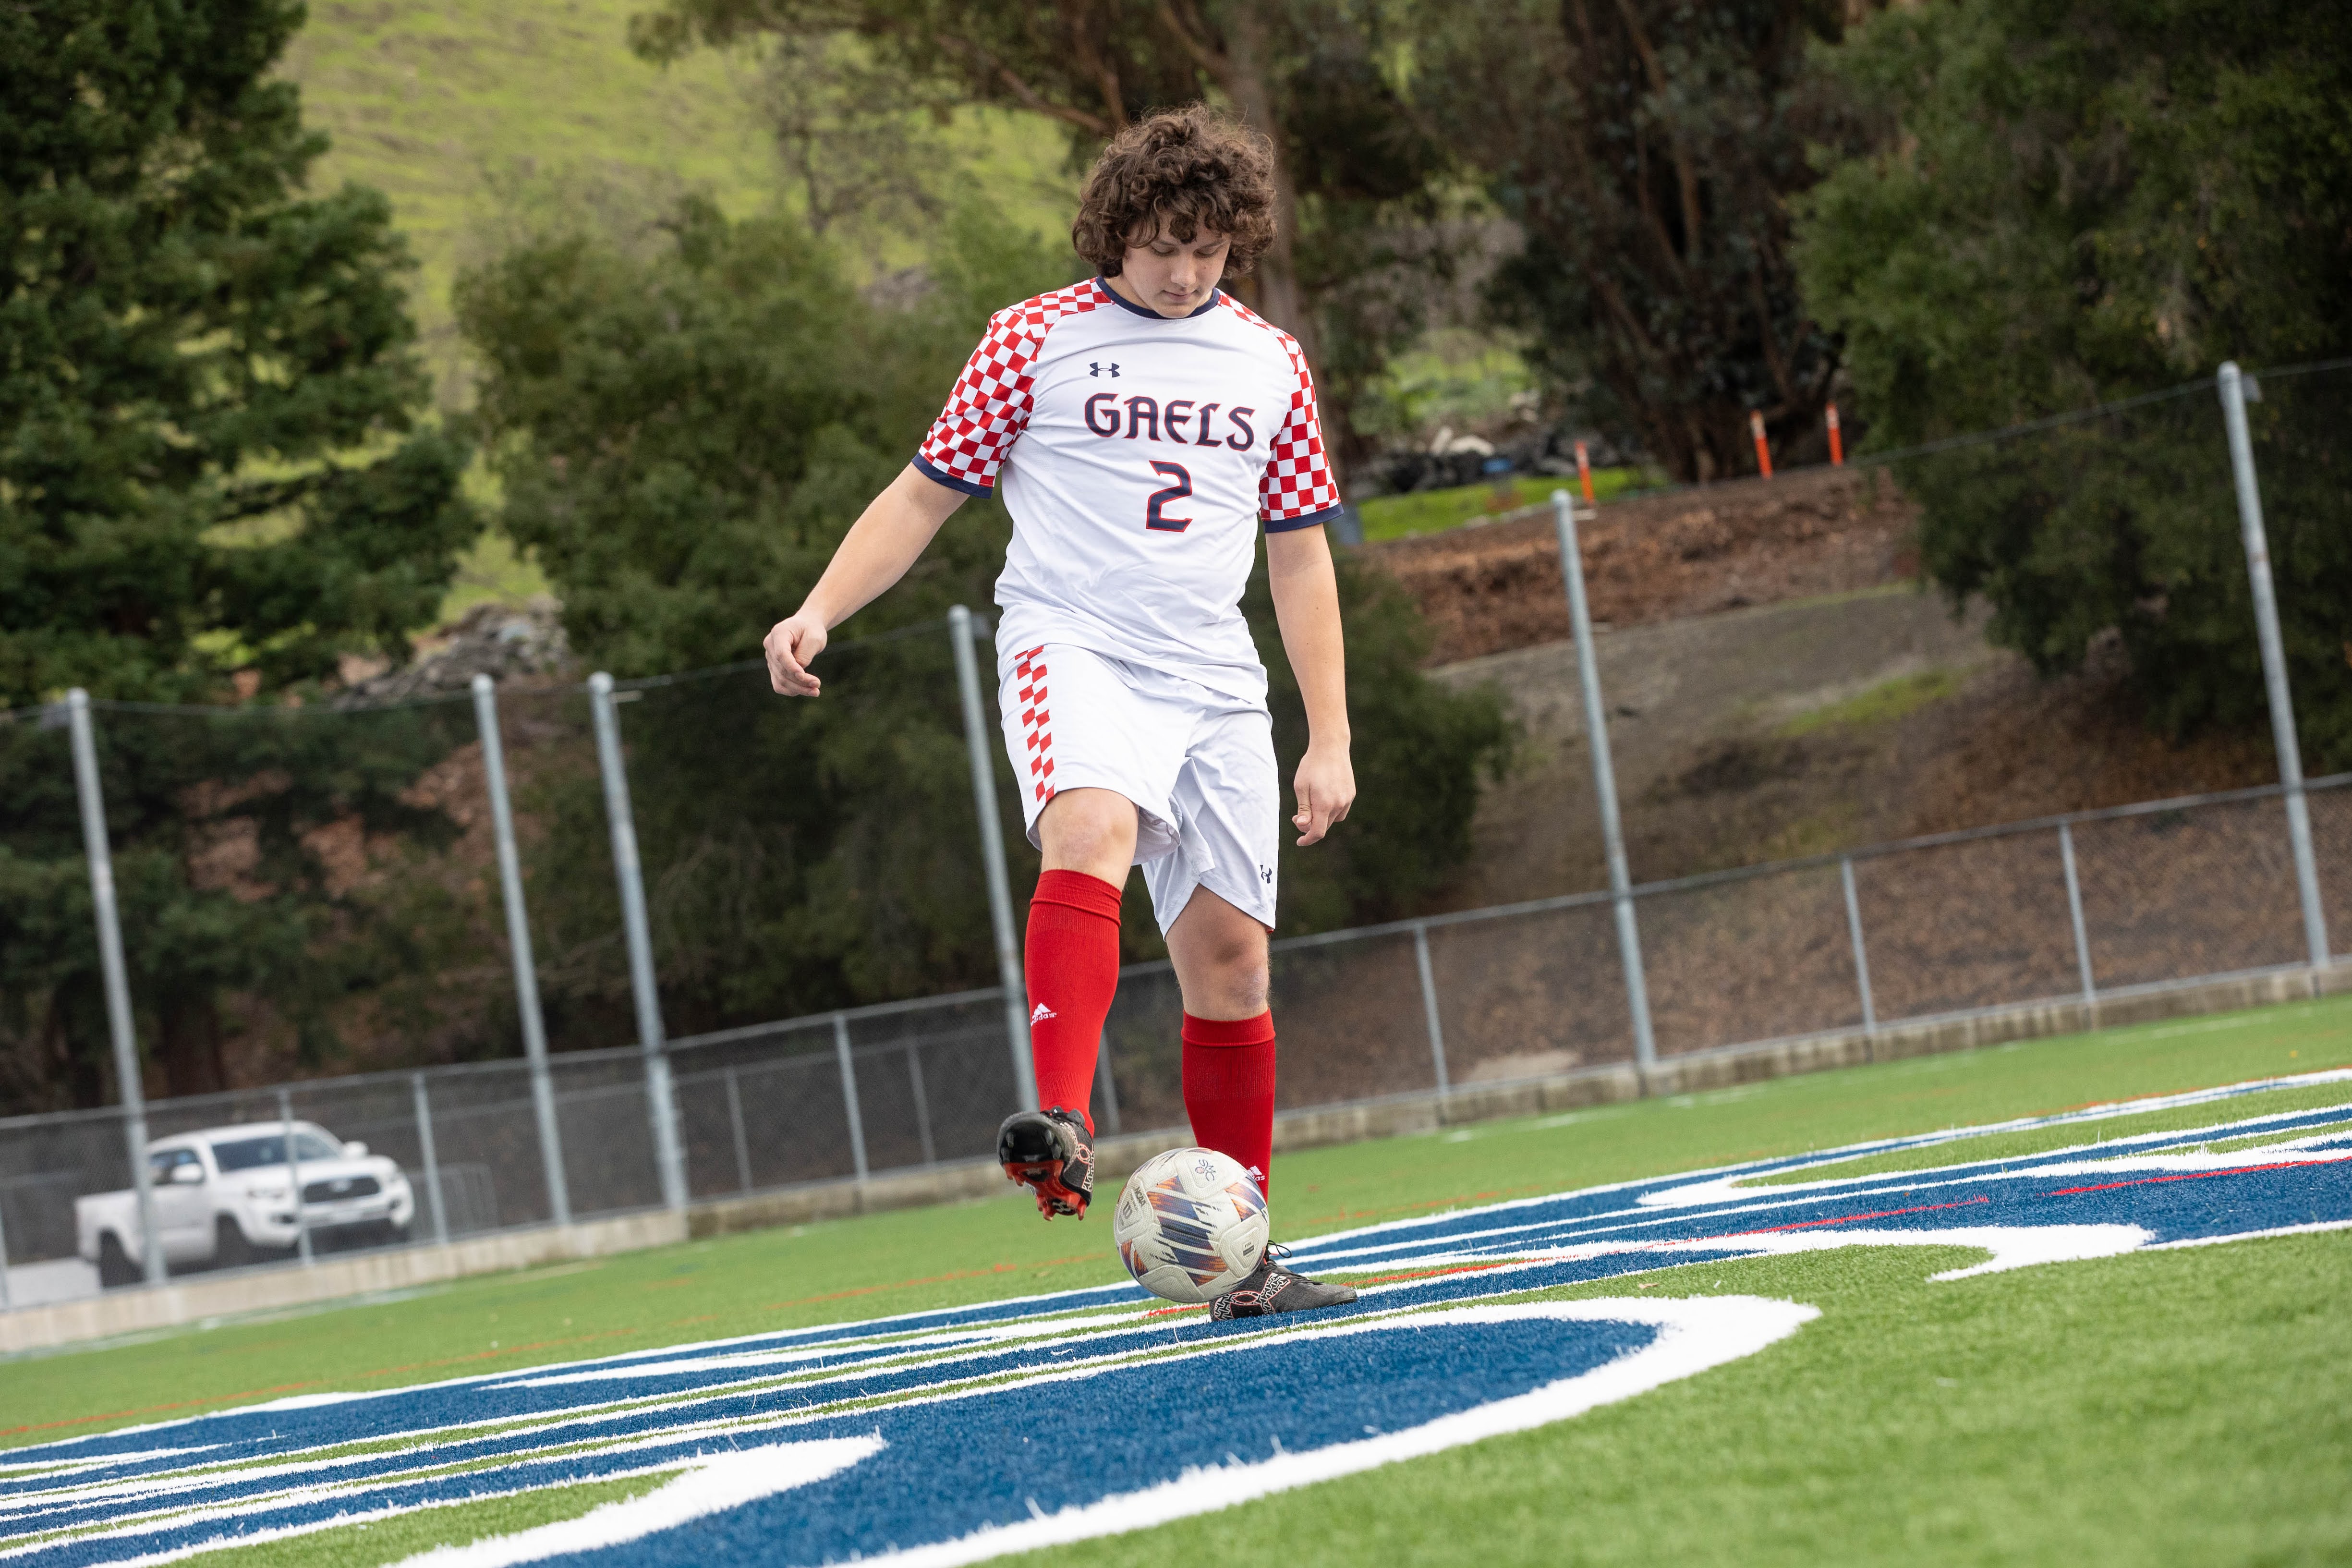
<box><xmin>303</xmin><ymin>1175</ymin><xmax>381</xmax><ymax>1203</ymax></box>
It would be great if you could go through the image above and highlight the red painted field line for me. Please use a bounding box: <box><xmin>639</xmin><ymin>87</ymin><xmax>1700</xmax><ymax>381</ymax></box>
<box><xmin>2048</xmin><ymin>1157</ymin><xmax>2338</xmax><ymax>1196</ymax></box>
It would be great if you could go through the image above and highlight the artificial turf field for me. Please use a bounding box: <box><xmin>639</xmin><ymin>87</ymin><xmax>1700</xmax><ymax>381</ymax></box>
<box><xmin>5</xmin><ymin>995</ymin><xmax>2351</xmax><ymax>1566</ymax></box>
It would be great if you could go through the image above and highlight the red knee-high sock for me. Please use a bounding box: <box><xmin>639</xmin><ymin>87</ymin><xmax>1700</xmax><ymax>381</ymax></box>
<box><xmin>1182</xmin><ymin>1012</ymin><xmax>1277</xmax><ymax>1198</ymax></box>
<box><xmin>1024</xmin><ymin>870</ymin><xmax>1123</xmax><ymax>1134</ymax></box>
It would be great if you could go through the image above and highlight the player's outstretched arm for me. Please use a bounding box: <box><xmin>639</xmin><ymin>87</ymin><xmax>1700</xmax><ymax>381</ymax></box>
<box><xmin>765</xmin><ymin>464</ymin><xmax>968</xmax><ymax>696</ymax></box>
<box><xmin>1266</xmin><ymin>525</ymin><xmax>1355</xmax><ymax>846</ymax></box>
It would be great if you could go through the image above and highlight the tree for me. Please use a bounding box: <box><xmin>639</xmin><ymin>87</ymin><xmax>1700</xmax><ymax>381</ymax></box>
<box><xmin>753</xmin><ymin>32</ymin><xmax>958</xmax><ymax>256</ymax></box>
<box><xmin>1793</xmin><ymin>0</ymin><xmax>2352</xmax><ymax>762</ymax></box>
<box><xmin>0</xmin><ymin>0</ymin><xmax>479</xmax><ymax>1109</ymax></box>
<box><xmin>457</xmin><ymin>198</ymin><xmax>1510</xmax><ymax>1037</ymax></box>
<box><xmin>1407</xmin><ymin>0</ymin><xmax>1872</xmax><ymax>482</ymax></box>
<box><xmin>629</xmin><ymin>0</ymin><xmax>1452</xmax><ymax>478</ymax></box>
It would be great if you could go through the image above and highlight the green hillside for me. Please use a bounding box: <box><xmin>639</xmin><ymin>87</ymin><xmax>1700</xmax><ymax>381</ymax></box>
<box><xmin>276</xmin><ymin>0</ymin><xmax>1077</xmax><ymax>617</ymax></box>
<box><xmin>281</xmin><ymin>0</ymin><xmax>774</xmax><ymax>402</ymax></box>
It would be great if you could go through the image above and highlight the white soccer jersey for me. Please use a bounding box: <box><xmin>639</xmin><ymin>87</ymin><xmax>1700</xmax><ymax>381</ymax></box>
<box><xmin>916</xmin><ymin>278</ymin><xmax>1342</xmax><ymax>703</ymax></box>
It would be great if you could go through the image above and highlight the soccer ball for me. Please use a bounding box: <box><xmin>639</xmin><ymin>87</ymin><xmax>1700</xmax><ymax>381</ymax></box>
<box><xmin>1112</xmin><ymin>1147</ymin><xmax>1270</xmax><ymax>1304</ymax></box>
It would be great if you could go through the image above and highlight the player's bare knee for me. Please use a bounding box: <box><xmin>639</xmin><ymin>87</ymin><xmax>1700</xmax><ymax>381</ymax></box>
<box><xmin>1221</xmin><ymin>959</ymin><xmax>1270</xmax><ymax>1017</ymax></box>
<box><xmin>1038</xmin><ymin>789</ymin><xmax>1137</xmax><ymax>875</ymax></box>
<box><xmin>1203</xmin><ymin>932</ymin><xmax>1268</xmax><ymax>1014</ymax></box>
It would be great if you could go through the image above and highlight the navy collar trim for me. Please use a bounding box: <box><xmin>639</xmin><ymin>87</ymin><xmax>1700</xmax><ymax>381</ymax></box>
<box><xmin>1094</xmin><ymin>277</ymin><xmax>1222</xmax><ymax>320</ymax></box>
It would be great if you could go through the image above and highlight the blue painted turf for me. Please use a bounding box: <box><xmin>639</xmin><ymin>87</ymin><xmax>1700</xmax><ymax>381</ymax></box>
<box><xmin>3</xmin><ymin>1071</ymin><xmax>2346</xmax><ymax>1567</ymax></box>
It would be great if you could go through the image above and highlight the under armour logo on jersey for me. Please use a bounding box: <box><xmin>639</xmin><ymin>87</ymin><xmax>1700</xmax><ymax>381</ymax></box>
<box><xmin>1088</xmin><ymin>361</ymin><xmax>1120</xmax><ymax>378</ymax></box>
<box><xmin>1260</xmin><ymin>864</ymin><xmax>1274</xmax><ymax>885</ymax></box>
<box><xmin>1031</xmin><ymin>1002</ymin><xmax>1058</xmax><ymax>1024</ymax></box>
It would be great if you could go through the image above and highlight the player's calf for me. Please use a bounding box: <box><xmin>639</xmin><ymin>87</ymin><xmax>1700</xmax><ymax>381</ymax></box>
<box><xmin>998</xmin><ymin>1106</ymin><xmax>1096</xmax><ymax>1219</ymax></box>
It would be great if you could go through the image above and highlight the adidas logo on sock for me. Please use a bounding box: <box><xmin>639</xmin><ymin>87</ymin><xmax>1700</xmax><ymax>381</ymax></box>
<box><xmin>1031</xmin><ymin>1002</ymin><xmax>1057</xmax><ymax>1024</ymax></box>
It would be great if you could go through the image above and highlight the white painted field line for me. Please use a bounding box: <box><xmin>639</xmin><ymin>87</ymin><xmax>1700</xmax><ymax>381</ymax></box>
<box><xmin>386</xmin><ymin>1437</ymin><xmax>882</xmax><ymax>1568</ymax></box>
<box><xmin>855</xmin><ymin>1298</ymin><xmax>1815</xmax><ymax>1568</ymax></box>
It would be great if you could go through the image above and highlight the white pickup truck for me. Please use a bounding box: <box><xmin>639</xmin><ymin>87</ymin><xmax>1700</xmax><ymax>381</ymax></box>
<box><xmin>75</xmin><ymin>1121</ymin><xmax>417</xmax><ymax>1287</ymax></box>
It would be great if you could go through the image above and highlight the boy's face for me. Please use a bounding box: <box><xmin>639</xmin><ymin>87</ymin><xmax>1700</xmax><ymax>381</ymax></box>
<box><xmin>1117</xmin><ymin>223</ymin><xmax>1231</xmax><ymax>316</ymax></box>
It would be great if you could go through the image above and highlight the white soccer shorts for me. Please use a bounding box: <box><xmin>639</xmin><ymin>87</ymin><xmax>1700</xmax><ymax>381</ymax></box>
<box><xmin>998</xmin><ymin>642</ymin><xmax>1280</xmax><ymax>933</ymax></box>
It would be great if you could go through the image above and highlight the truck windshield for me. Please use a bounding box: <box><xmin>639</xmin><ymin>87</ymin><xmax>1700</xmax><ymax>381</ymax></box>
<box><xmin>212</xmin><ymin>1131</ymin><xmax>340</xmax><ymax>1170</ymax></box>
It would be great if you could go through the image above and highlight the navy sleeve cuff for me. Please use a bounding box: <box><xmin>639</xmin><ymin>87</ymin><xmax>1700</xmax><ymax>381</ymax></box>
<box><xmin>913</xmin><ymin>453</ymin><xmax>993</xmax><ymax>498</ymax></box>
<box><xmin>1264</xmin><ymin>503</ymin><xmax>1345</xmax><ymax>535</ymax></box>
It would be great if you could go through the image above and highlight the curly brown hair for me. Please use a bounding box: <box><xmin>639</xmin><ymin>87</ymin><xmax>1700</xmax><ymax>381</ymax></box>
<box><xmin>1072</xmin><ymin>106</ymin><xmax>1278</xmax><ymax>278</ymax></box>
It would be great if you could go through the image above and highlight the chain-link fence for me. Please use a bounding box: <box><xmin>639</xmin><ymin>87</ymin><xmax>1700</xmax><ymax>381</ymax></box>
<box><xmin>3</xmin><ymin>361</ymin><xmax>2347</xmax><ymax>1310</ymax></box>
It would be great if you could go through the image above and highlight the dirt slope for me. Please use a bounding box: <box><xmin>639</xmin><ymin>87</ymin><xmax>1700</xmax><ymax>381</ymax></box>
<box><xmin>1364</xmin><ymin>466</ymin><xmax>1916</xmax><ymax>664</ymax></box>
<box><xmin>1375</xmin><ymin>471</ymin><xmax>2279</xmax><ymax>914</ymax></box>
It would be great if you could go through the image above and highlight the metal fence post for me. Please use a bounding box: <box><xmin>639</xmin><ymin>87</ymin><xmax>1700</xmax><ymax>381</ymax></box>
<box><xmin>2059</xmin><ymin>821</ymin><xmax>2098</xmax><ymax>1007</ymax></box>
<box><xmin>949</xmin><ymin>606</ymin><xmax>1037</xmax><ymax>1111</ymax></box>
<box><xmin>410</xmin><ymin>1072</ymin><xmax>449</xmax><ymax>1247</ymax></box>
<box><xmin>588</xmin><ymin>672</ymin><xmax>689</xmax><ymax>1213</ymax></box>
<box><xmin>1413</xmin><ymin>922</ymin><xmax>1451</xmax><ymax>1094</ymax></box>
<box><xmin>910</xmin><ymin>1047</ymin><xmax>940</xmax><ymax>1163</ymax></box>
<box><xmin>1093</xmin><ymin>1036</ymin><xmax>1122</xmax><ymax>1137</ymax></box>
<box><xmin>277</xmin><ymin>1087</ymin><xmax>313</xmax><ymax>1266</ymax></box>
<box><xmin>1552</xmin><ymin>493</ymin><xmax>1658</xmax><ymax>1071</ymax></box>
<box><xmin>66</xmin><ymin>690</ymin><xmax>163</xmax><ymax>1285</ymax></box>
<box><xmin>471</xmin><ymin>674</ymin><xmax>570</xmax><ymax>1227</ymax></box>
<box><xmin>0</xmin><ymin>1190</ymin><xmax>13</xmax><ymax>1311</ymax></box>
<box><xmin>833</xmin><ymin>1013</ymin><xmax>870</xmax><ymax>1181</ymax></box>
<box><xmin>2219</xmin><ymin>362</ymin><xmax>2330</xmax><ymax>970</ymax></box>
<box><xmin>724</xmin><ymin>1067</ymin><xmax>752</xmax><ymax>1195</ymax></box>
<box><xmin>1840</xmin><ymin>857</ymin><xmax>1877</xmax><ymax>1036</ymax></box>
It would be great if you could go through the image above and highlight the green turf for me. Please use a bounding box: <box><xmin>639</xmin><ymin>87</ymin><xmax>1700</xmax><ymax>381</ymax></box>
<box><xmin>1007</xmin><ymin>1234</ymin><xmax>2352</xmax><ymax>1567</ymax></box>
<box><xmin>5</xmin><ymin>994</ymin><xmax>2345</xmax><ymax>1458</ymax></box>
<box><xmin>184</xmin><ymin>1469</ymin><xmax>677</xmax><ymax>1568</ymax></box>
<box><xmin>1744</xmin><ymin>1073</ymin><xmax>2352</xmax><ymax>1187</ymax></box>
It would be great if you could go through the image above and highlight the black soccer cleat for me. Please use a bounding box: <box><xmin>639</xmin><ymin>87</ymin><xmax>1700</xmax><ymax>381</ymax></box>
<box><xmin>1209</xmin><ymin>1243</ymin><xmax>1358</xmax><ymax>1320</ymax></box>
<box><xmin>998</xmin><ymin>1106</ymin><xmax>1095</xmax><ymax>1219</ymax></box>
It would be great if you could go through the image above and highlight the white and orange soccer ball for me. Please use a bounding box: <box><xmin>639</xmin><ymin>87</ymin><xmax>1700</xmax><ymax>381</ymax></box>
<box><xmin>1112</xmin><ymin>1147</ymin><xmax>1271</xmax><ymax>1304</ymax></box>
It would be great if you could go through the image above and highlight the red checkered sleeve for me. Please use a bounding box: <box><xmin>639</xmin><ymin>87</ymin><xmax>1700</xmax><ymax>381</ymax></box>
<box><xmin>1258</xmin><ymin>334</ymin><xmax>1343</xmax><ymax>531</ymax></box>
<box><xmin>916</xmin><ymin>307</ymin><xmax>1042</xmax><ymax>497</ymax></box>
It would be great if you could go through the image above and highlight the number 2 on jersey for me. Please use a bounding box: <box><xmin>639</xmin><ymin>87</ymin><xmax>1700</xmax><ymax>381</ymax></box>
<box><xmin>1144</xmin><ymin>461</ymin><xmax>1193</xmax><ymax>533</ymax></box>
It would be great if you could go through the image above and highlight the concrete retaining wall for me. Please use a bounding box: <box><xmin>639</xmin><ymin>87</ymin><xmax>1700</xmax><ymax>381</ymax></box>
<box><xmin>9</xmin><ymin>962</ymin><xmax>2343</xmax><ymax>1354</ymax></box>
<box><xmin>0</xmin><ymin>1210</ymin><xmax>685</xmax><ymax>1355</ymax></box>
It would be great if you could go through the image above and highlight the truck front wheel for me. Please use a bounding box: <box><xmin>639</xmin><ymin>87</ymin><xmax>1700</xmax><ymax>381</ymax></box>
<box><xmin>96</xmin><ymin>1233</ymin><xmax>142</xmax><ymax>1289</ymax></box>
<box><xmin>215</xmin><ymin>1216</ymin><xmax>255</xmax><ymax>1270</ymax></box>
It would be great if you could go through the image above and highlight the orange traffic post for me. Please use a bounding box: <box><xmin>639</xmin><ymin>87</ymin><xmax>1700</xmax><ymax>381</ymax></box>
<box><xmin>1750</xmin><ymin>411</ymin><xmax>1773</xmax><ymax>479</ymax></box>
<box><xmin>1574</xmin><ymin>440</ymin><xmax>1596</xmax><ymax>504</ymax></box>
<box><xmin>1827</xmin><ymin>401</ymin><xmax>1844</xmax><ymax>466</ymax></box>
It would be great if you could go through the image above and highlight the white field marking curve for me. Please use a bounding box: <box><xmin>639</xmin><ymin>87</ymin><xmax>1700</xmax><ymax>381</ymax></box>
<box><xmin>3</xmin><ymin>1069</ymin><xmax>2348</xmax><ymax>1568</ymax></box>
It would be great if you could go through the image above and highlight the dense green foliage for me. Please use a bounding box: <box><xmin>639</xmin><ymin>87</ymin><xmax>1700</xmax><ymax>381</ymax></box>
<box><xmin>1408</xmin><ymin>0</ymin><xmax>1867</xmax><ymax>482</ymax></box>
<box><xmin>0</xmin><ymin>0</ymin><xmax>479</xmax><ymax>1109</ymax></box>
<box><xmin>0</xmin><ymin>0</ymin><xmax>475</xmax><ymax>705</ymax></box>
<box><xmin>632</xmin><ymin>0</ymin><xmax>1453</xmax><ymax>477</ymax></box>
<box><xmin>0</xmin><ymin>704</ymin><xmax>480</xmax><ymax>1110</ymax></box>
<box><xmin>1794</xmin><ymin>0</ymin><xmax>2352</xmax><ymax>761</ymax></box>
<box><xmin>458</xmin><ymin>201</ymin><xmax>1508</xmax><ymax>1033</ymax></box>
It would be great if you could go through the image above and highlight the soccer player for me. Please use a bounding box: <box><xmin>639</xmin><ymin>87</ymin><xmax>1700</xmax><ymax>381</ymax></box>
<box><xmin>764</xmin><ymin>107</ymin><xmax>1356</xmax><ymax>1319</ymax></box>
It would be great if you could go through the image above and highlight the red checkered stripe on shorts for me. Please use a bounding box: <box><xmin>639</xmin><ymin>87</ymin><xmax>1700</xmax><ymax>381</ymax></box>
<box><xmin>1016</xmin><ymin>645</ymin><xmax>1055</xmax><ymax>804</ymax></box>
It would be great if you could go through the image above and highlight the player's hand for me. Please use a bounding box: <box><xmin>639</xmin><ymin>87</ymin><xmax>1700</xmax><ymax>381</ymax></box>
<box><xmin>1291</xmin><ymin>741</ymin><xmax>1355</xmax><ymax>847</ymax></box>
<box><xmin>764</xmin><ymin>612</ymin><xmax>828</xmax><ymax>696</ymax></box>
